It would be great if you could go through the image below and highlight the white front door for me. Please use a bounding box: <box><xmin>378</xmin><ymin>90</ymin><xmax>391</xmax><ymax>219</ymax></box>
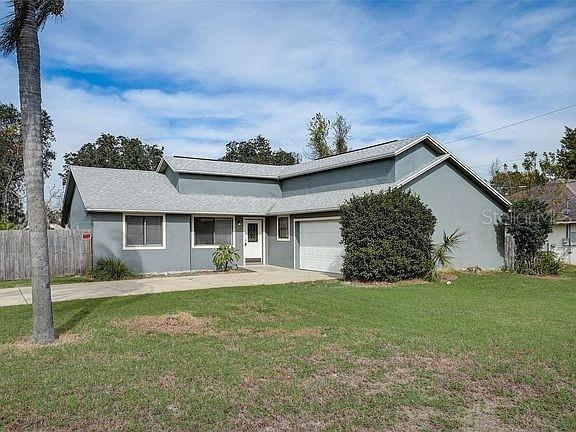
<box><xmin>244</xmin><ymin>219</ymin><xmax>263</xmax><ymax>263</ymax></box>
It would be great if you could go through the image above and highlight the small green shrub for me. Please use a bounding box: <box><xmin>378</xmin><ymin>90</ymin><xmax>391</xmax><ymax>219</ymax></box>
<box><xmin>92</xmin><ymin>257</ymin><xmax>134</xmax><ymax>281</ymax></box>
<box><xmin>212</xmin><ymin>244</ymin><xmax>240</xmax><ymax>271</ymax></box>
<box><xmin>340</xmin><ymin>188</ymin><xmax>436</xmax><ymax>282</ymax></box>
<box><xmin>533</xmin><ymin>251</ymin><xmax>562</xmax><ymax>276</ymax></box>
<box><xmin>0</xmin><ymin>220</ymin><xmax>18</xmax><ymax>230</ymax></box>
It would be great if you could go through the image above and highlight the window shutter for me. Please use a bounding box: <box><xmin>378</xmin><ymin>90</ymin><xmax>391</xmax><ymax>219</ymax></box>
<box><xmin>145</xmin><ymin>216</ymin><xmax>163</xmax><ymax>246</ymax></box>
<box><xmin>214</xmin><ymin>218</ymin><xmax>233</xmax><ymax>244</ymax></box>
<box><xmin>126</xmin><ymin>216</ymin><xmax>144</xmax><ymax>246</ymax></box>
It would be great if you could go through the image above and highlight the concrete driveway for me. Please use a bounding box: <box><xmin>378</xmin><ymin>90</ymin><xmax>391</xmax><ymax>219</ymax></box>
<box><xmin>0</xmin><ymin>266</ymin><xmax>338</xmax><ymax>307</ymax></box>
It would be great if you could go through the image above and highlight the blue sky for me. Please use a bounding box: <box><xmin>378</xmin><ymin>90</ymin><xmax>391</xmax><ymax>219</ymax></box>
<box><xmin>1</xmin><ymin>0</ymin><xmax>575</xmax><ymax>192</ymax></box>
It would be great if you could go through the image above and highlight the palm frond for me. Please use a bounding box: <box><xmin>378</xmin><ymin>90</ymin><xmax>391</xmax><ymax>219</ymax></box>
<box><xmin>432</xmin><ymin>228</ymin><xmax>467</xmax><ymax>268</ymax></box>
<box><xmin>442</xmin><ymin>228</ymin><xmax>467</xmax><ymax>254</ymax></box>
<box><xmin>35</xmin><ymin>0</ymin><xmax>63</xmax><ymax>29</ymax></box>
<box><xmin>1</xmin><ymin>0</ymin><xmax>26</xmax><ymax>55</ymax></box>
<box><xmin>1</xmin><ymin>0</ymin><xmax>64</xmax><ymax>56</ymax></box>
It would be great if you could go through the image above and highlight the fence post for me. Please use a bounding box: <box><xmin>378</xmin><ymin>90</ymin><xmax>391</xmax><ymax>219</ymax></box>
<box><xmin>504</xmin><ymin>233</ymin><xmax>515</xmax><ymax>271</ymax></box>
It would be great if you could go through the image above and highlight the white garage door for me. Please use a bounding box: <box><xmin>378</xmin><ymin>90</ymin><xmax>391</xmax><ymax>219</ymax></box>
<box><xmin>299</xmin><ymin>219</ymin><xmax>343</xmax><ymax>273</ymax></box>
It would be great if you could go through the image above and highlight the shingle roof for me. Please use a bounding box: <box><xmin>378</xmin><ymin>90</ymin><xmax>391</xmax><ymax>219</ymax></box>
<box><xmin>162</xmin><ymin>136</ymin><xmax>422</xmax><ymax>179</ymax></box>
<box><xmin>69</xmin><ymin>155</ymin><xmax>454</xmax><ymax>217</ymax></box>
<box><xmin>64</xmin><ymin>134</ymin><xmax>510</xmax><ymax>220</ymax></box>
<box><xmin>511</xmin><ymin>180</ymin><xmax>576</xmax><ymax>223</ymax></box>
<box><xmin>70</xmin><ymin>166</ymin><xmax>277</xmax><ymax>215</ymax></box>
<box><xmin>163</xmin><ymin>157</ymin><xmax>285</xmax><ymax>179</ymax></box>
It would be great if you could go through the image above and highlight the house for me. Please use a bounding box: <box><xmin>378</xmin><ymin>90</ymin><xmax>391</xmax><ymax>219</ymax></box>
<box><xmin>511</xmin><ymin>180</ymin><xmax>576</xmax><ymax>264</ymax></box>
<box><xmin>61</xmin><ymin>134</ymin><xmax>511</xmax><ymax>274</ymax></box>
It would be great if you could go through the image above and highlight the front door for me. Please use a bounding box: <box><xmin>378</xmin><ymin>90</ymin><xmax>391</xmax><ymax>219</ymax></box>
<box><xmin>244</xmin><ymin>219</ymin><xmax>263</xmax><ymax>264</ymax></box>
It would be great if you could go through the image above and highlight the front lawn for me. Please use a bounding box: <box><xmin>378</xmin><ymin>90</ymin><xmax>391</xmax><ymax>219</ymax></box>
<box><xmin>0</xmin><ymin>271</ymin><xmax>575</xmax><ymax>430</ymax></box>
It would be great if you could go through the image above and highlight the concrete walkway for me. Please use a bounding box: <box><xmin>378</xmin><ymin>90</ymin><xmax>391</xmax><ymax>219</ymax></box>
<box><xmin>0</xmin><ymin>266</ymin><xmax>337</xmax><ymax>307</ymax></box>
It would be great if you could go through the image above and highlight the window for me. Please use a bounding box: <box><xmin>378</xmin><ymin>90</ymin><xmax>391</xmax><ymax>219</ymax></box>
<box><xmin>124</xmin><ymin>215</ymin><xmax>165</xmax><ymax>249</ymax></box>
<box><xmin>277</xmin><ymin>216</ymin><xmax>290</xmax><ymax>241</ymax></box>
<box><xmin>194</xmin><ymin>217</ymin><xmax>233</xmax><ymax>246</ymax></box>
<box><xmin>570</xmin><ymin>224</ymin><xmax>576</xmax><ymax>245</ymax></box>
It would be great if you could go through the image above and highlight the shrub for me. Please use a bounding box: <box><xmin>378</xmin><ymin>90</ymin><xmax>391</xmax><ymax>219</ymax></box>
<box><xmin>340</xmin><ymin>188</ymin><xmax>436</xmax><ymax>282</ymax></box>
<box><xmin>0</xmin><ymin>220</ymin><xmax>18</xmax><ymax>230</ymax></box>
<box><xmin>92</xmin><ymin>257</ymin><xmax>134</xmax><ymax>281</ymax></box>
<box><xmin>501</xmin><ymin>199</ymin><xmax>553</xmax><ymax>273</ymax></box>
<box><xmin>533</xmin><ymin>251</ymin><xmax>562</xmax><ymax>276</ymax></box>
<box><xmin>212</xmin><ymin>244</ymin><xmax>240</xmax><ymax>271</ymax></box>
<box><xmin>429</xmin><ymin>228</ymin><xmax>467</xmax><ymax>281</ymax></box>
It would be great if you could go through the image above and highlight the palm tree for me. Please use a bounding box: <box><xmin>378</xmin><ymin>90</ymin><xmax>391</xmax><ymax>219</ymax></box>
<box><xmin>1</xmin><ymin>0</ymin><xmax>64</xmax><ymax>343</ymax></box>
<box><xmin>432</xmin><ymin>228</ymin><xmax>467</xmax><ymax>268</ymax></box>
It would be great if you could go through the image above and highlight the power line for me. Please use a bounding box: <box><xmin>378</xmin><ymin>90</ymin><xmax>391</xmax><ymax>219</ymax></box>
<box><xmin>445</xmin><ymin>103</ymin><xmax>576</xmax><ymax>144</ymax></box>
<box><xmin>470</xmin><ymin>158</ymin><xmax>524</xmax><ymax>169</ymax></box>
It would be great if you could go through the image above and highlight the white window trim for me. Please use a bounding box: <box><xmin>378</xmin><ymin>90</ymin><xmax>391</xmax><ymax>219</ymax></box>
<box><xmin>191</xmin><ymin>215</ymin><xmax>236</xmax><ymax>249</ymax></box>
<box><xmin>276</xmin><ymin>215</ymin><xmax>290</xmax><ymax>241</ymax></box>
<box><xmin>122</xmin><ymin>213</ymin><xmax>166</xmax><ymax>251</ymax></box>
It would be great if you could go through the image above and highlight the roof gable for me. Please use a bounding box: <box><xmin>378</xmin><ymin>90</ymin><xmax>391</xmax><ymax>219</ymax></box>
<box><xmin>159</xmin><ymin>135</ymin><xmax>435</xmax><ymax>179</ymax></box>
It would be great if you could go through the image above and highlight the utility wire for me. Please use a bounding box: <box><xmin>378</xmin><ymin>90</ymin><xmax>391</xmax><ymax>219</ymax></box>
<box><xmin>445</xmin><ymin>103</ymin><xmax>576</xmax><ymax>144</ymax></box>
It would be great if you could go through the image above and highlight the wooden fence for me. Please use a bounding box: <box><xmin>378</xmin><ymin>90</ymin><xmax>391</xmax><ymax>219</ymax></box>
<box><xmin>0</xmin><ymin>229</ymin><xmax>92</xmax><ymax>281</ymax></box>
<box><xmin>504</xmin><ymin>233</ymin><xmax>515</xmax><ymax>271</ymax></box>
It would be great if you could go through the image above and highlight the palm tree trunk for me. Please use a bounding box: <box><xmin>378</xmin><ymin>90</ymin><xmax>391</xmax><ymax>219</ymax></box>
<box><xmin>16</xmin><ymin>0</ymin><xmax>55</xmax><ymax>343</ymax></box>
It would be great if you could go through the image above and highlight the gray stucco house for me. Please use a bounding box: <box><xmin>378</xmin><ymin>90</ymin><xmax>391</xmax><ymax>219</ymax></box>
<box><xmin>62</xmin><ymin>134</ymin><xmax>511</xmax><ymax>274</ymax></box>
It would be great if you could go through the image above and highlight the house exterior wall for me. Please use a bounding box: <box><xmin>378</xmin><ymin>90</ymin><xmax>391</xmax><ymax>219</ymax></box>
<box><xmin>405</xmin><ymin>160</ymin><xmax>507</xmax><ymax>269</ymax></box>
<box><xmin>547</xmin><ymin>224</ymin><xmax>574</xmax><ymax>264</ymax></box>
<box><xmin>394</xmin><ymin>142</ymin><xmax>439</xmax><ymax>180</ymax></box>
<box><xmin>280</xmin><ymin>159</ymin><xmax>395</xmax><ymax>197</ymax></box>
<box><xmin>267</xmin><ymin>212</ymin><xmax>340</xmax><ymax>269</ymax></box>
<box><xmin>91</xmin><ymin>213</ymin><xmax>191</xmax><ymax>274</ymax></box>
<box><xmin>178</xmin><ymin>173</ymin><xmax>281</xmax><ymax>197</ymax></box>
<box><xmin>68</xmin><ymin>186</ymin><xmax>93</xmax><ymax>230</ymax></box>
<box><xmin>266</xmin><ymin>216</ymin><xmax>293</xmax><ymax>268</ymax></box>
<box><xmin>164</xmin><ymin>165</ymin><xmax>179</xmax><ymax>190</ymax></box>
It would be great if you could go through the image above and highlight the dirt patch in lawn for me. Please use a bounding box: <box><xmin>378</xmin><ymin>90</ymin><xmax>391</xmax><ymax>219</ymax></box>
<box><xmin>296</xmin><ymin>346</ymin><xmax>552</xmax><ymax>430</ymax></box>
<box><xmin>116</xmin><ymin>312</ymin><xmax>214</xmax><ymax>336</ymax></box>
<box><xmin>346</xmin><ymin>278</ymin><xmax>429</xmax><ymax>288</ymax></box>
<box><xmin>1</xmin><ymin>332</ymin><xmax>90</xmax><ymax>353</ymax></box>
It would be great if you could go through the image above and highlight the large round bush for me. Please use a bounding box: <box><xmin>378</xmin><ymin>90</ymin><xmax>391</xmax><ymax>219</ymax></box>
<box><xmin>340</xmin><ymin>188</ymin><xmax>436</xmax><ymax>281</ymax></box>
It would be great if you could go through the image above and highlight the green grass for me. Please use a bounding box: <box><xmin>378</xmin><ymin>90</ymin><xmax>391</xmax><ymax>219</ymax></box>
<box><xmin>0</xmin><ymin>271</ymin><xmax>575</xmax><ymax>431</ymax></box>
<box><xmin>0</xmin><ymin>275</ymin><xmax>93</xmax><ymax>289</ymax></box>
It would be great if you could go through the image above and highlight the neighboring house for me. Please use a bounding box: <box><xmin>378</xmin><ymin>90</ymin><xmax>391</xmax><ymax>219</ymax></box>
<box><xmin>61</xmin><ymin>134</ymin><xmax>510</xmax><ymax>274</ymax></box>
<box><xmin>511</xmin><ymin>180</ymin><xmax>576</xmax><ymax>264</ymax></box>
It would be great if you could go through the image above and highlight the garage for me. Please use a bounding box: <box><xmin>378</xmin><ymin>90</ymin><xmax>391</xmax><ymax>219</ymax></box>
<box><xmin>299</xmin><ymin>219</ymin><xmax>344</xmax><ymax>273</ymax></box>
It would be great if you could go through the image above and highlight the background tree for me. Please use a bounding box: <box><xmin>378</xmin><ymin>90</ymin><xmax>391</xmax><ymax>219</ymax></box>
<box><xmin>490</xmin><ymin>152</ymin><xmax>548</xmax><ymax>196</ymax></box>
<box><xmin>61</xmin><ymin>134</ymin><xmax>164</xmax><ymax>183</ymax></box>
<box><xmin>501</xmin><ymin>198</ymin><xmax>553</xmax><ymax>273</ymax></box>
<box><xmin>220</xmin><ymin>135</ymin><xmax>299</xmax><ymax>165</ymax></box>
<box><xmin>306</xmin><ymin>113</ymin><xmax>331</xmax><ymax>159</ymax></box>
<box><xmin>306</xmin><ymin>112</ymin><xmax>351</xmax><ymax>159</ymax></box>
<box><xmin>556</xmin><ymin>126</ymin><xmax>576</xmax><ymax>179</ymax></box>
<box><xmin>0</xmin><ymin>102</ymin><xmax>56</xmax><ymax>223</ymax></box>
<box><xmin>332</xmin><ymin>112</ymin><xmax>351</xmax><ymax>154</ymax></box>
<box><xmin>2</xmin><ymin>0</ymin><xmax>65</xmax><ymax>343</ymax></box>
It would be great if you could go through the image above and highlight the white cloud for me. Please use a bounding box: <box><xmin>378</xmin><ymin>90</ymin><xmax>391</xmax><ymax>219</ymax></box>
<box><xmin>0</xmin><ymin>0</ymin><xmax>574</xmax><ymax>193</ymax></box>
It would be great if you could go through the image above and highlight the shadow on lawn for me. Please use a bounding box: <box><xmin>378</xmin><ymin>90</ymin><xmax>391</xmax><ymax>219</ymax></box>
<box><xmin>56</xmin><ymin>294</ymin><xmax>144</xmax><ymax>334</ymax></box>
